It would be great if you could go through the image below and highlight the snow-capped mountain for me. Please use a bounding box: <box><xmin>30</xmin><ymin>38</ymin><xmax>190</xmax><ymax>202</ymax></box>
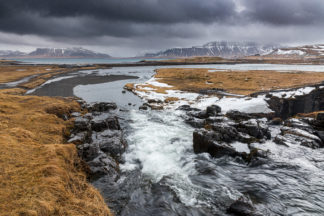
<box><xmin>145</xmin><ymin>41</ymin><xmax>280</xmax><ymax>58</ymax></box>
<box><xmin>0</xmin><ymin>50</ymin><xmax>26</xmax><ymax>57</ymax></box>
<box><xmin>268</xmin><ymin>45</ymin><xmax>324</xmax><ymax>57</ymax></box>
<box><xmin>28</xmin><ymin>47</ymin><xmax>111</xmax><ymax>58</ymax></box>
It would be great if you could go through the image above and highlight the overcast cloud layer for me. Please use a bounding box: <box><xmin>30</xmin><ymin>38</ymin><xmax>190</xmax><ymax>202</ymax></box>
<box><xmin>0</xmin><ymin>0</ymin><xmax>324</xmax><ymax>56</ymax></box>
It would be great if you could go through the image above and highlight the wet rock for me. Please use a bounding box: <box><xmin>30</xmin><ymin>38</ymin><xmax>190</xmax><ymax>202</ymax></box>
<box><xmin>91</xmin><ymin>116</ymin><xmax>121</xmax><ymax>132</ymax></box>
<box><xmin>226</xmin><ymin>110</ymin><xmax>252</xmax><ymax>121</ymax></box>
<box><xmin>148</xmin><ymin>99</ymin><xmax>163</xmax><ymax>104</ymax></box>
<box><xmin>68</xmin><ymin>131</ymin><xmax>90</xmax><ymax>144</ymax></box>
<box><xmin>206</xmin><ymin>105</ymin><xmax>221</xmax><ymax>117</ymax></box>
<box><xmin>139</xmin><ymin>104</ymin><xmax>149</xmax><ymax>110</ymax></box>
<box><xmin>227</xmin><ymin>198</ymin><xmax>259</xmax><ymax>216</ymax></box>
<box><xmin>185</xmin><ymin>117</ymin><xmax>205</xmax><ymax>128</ymax></box>
<box><xmin>87</xmin><ymin>102</ymin><xmax>117</xmax><ymax>112</ymax></box>
<box><xmin>193</xmin><ymin>129</ymin><xmax>240</xmax><ymax>158</ymax></box>
<box><xmin>274</xmin><ymin>127</ymin><xmax>323</xmax><ymax>149</ymax></box>
<box><xmin>74</xmin><ymin>116</ymin><xmax>91</xmax><ymax>132</ymax></box>
<box><xmin>71</xmin><ymin>112</ymin><xmax>81</xmax><ymax>118</ymax></box>
<box><xmin>189</xmin><ymin>110</ymin><xmax>208</xmax><ymax>119</ymax></box>
<box><xmin>87</xmin><ymin>153</ymin><xmax>119</xmax><ymax>180</ymax></box>
<box><xmin>93</xmin><ymin>130</ymin><xmax>127</xmax><ymax>161</ymax></box>
<box><xmin>236</xmin><ymin>119</ymin><xmax>271</xmax><ymax>140</ymax></box>
<box><xmin>266</xmin><ymin>87</ymin><xmax>324</xmax><ymax>119</ymax></box>
<box><xmin>316</xmin><ymin>131</ymin><xmax>324</xmax><ymax>143</ymax></box>
<box><xmin>122</xmin><ymin>90</ymin><xmax>126</xmax><ymax>94</ymax></box>
<box><xmin>205</xmin><ymin>116</ymin><xmax>227</xmax><ymax>124</ymax></box>
<box><xmin>176</xmin><ymin>105</ymin><xmax>200</xmax><ymax>112</ymax></box>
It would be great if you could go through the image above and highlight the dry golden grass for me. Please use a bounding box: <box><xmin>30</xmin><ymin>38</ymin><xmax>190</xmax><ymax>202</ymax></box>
<box><xmin>147</xmin><ymin>68</ymin><xmax>324</xmax><ymax>95</ymax></box>
<box><xmin>0</xmin><ymin>65</ymin><xmax>64</xmax><ymax>83</ymax></box>
<box><xmin>0</xmin><ymin>90</ymin><xmax>112</xmax><ymax>216</ymax></box>
<box><xmin>163</xmin><ymin>56</ymin><xmax>225</xmax><ymax>64</ymax></box>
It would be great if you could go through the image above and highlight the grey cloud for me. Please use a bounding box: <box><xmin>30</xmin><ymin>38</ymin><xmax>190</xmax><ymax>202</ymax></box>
<box><xmin>241</xmin><ymin>0</ymin><xmax>324</xmax><ymax>25</ymax></box>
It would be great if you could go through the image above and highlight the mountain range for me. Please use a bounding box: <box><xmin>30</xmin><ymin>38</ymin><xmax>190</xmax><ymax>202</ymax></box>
<box><xmin>145</xmin><ymin>41</ymin><xmax>280</xmax><ymax>58</ymax></box>
<box><xmin>0</xmin><ymin>47</ymin><xmax>111</xmax><ymax>58</ymax></box>
<box><xmin>266</xmin><ymin>45</ymin><xmax>324</xmax><ymax>57</ymax></box>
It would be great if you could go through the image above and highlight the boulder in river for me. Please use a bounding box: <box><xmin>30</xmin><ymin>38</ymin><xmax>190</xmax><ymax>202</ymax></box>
<box><xmin>87</xmin><ymin>102</ymin><xmax>117</xmax><ymax>112</ymax></box>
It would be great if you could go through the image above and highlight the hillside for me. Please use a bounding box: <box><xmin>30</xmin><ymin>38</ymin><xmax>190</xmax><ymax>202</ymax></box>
<box><xmin>267</xmin><ymin>44</ymin><xmax>324</xmax><ymax>57</ymax></box>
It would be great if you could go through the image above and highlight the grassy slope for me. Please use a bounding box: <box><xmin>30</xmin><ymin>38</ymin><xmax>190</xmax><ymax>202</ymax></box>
<box><xmin>0</xmin><ymin>88</ymin><xmax>112</xmax><ymax>216</ymax></box>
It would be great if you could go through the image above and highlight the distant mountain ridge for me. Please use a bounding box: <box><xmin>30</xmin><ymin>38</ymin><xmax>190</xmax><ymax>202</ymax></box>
<box><xmin>266</xmin><ymin>44</ymin><xmax>324</xmax><ymax>57</ymax></box>
<box><xmin>145</xmin><ymin>41</ymin><xmax>280</xmax><ymax>58</ymax></box>
<box><xmin>0</xmin><ymin>50</ymin><xmax>26</xmax><ymax>57</ymax></box>
<box><xmin>0</xmin><ymin>47</ymin><xmax>111</xmax><ymax>58</ymax></box>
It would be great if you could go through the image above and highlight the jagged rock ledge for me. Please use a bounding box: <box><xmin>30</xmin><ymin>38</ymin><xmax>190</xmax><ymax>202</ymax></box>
<box><xmin>67</xmin><ymin>101</ymin><xmax>125</xmax><ymax>183</ymax></box>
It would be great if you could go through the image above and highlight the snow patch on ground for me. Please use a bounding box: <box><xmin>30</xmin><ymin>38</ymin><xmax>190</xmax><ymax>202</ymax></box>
<box><xmin>145</xmin><ymin>77</ymin><xmax>173</xmax><ymax>88</ymax></box>
<box><xmin>276</xmin><ymin>49</ymin><xmax>306</xmax><ymax>56</ymax></box>
<box><xmin>270</xmin><ymin>86</ymin><xmax>316</xmax><ymax>98</ymax></box>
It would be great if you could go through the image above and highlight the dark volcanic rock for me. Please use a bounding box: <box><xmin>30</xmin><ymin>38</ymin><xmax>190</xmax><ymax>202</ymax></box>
<box><xmin>139</xmin><ymin>104</ymin><xmax>149</xmax><ymax>110</ymax></box>
<box><xmin>206</xmin><ymin>105</ymin><xmax>222</xmax><ymax>117</ymax></box>
<box><xmin>87</xmin><ymin>102</ymin><xmax>117</xmax><ymax>112</ymax></box>
<box><xmin>176</xmin><ymin>105</ymin><xmax>200</xmax><ymax>112</ymax></box>
<box><xmin>267</xmin><ymin>87</ymin><xmax>324</xmax><ymax>119</ymax></box>
<box><xmin>74</xmin><ymin>116</ymin><xmax>91</xmax><ymax>132</ymax></box>
<box><xmin>226</xmin><ymin>110</ymin><xmax>252</xmax><ymax>121</ymax></box>
<box><xmin>227</xmin><ymin>199</ymin><xmax>259</xmax><ymax>216</ymax></box>
<box><xmin>193</xmin><ymin>129</ymin><xmax>239</xmax><ymax>158</ymax></box>
<box><xmin>91</xmin><ymin>116</ymin><xmax>121</xmax><ymax>132</ymax></box>
<box><xmin>236</xmin><ymin>119</ymin><xmax>271</xmax><ymax>140</ymax></box>
<box><xmin>69</xmin><ymin>102</ymin><xmax>125</xmax><ymax>180</ymax></box>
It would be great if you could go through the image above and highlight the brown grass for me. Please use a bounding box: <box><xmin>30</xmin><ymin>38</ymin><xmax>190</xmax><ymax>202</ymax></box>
<box><xmin>162</xmin><ymin>56</ymin><xmax>225</xmax><ymax>64</ymax></box>
<box><xmin>0</xmin><ymin>90</ymin><xmax>112</xmax><ymax>216</ymax></box>
<box><xmin>149</xmin><ymin>68</ymin><xmax>324</xmax><ymax>95</ymax></box>
<box><xmin>0</xmin><ymin>65</ymin><xmax>63</xmax><ymax>83</ymax></box>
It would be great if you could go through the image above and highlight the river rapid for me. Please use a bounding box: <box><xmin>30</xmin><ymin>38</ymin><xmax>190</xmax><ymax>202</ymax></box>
<box><xmin>29</xmin><ymin>64</ymin><xmax>324</xmax><ymax>215</ymax></box>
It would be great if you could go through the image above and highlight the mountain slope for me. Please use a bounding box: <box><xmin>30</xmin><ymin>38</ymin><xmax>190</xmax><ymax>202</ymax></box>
<box><xmin>267</xmin><ymin>45</ymin><xmax>324</xmax><ymax>57</ymax></box>
<box><xmin>145</xmin><ymin>41</ymin><xmax>279</xmax><ymax>58</ymax></box>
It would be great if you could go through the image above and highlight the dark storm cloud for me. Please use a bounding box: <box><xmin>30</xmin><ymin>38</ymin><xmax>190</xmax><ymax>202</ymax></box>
<box><xmin>241</xmin><ymin>0</ymin><xmax>324</xmax><ymax>25</ymax></box>
<box><xmin>0</xmin><ymin>0</ymin><xmax>237</xmax><ymax>38</ymax></box>
<box><xmin>1</xmin><ymin>0</ymin><xmax>324</xmax><ymax>38</ymax></box>
<box><xmin>1</xmin><ymin>0</ymin><xmax>324</xmax><ymax>56</ymax></box>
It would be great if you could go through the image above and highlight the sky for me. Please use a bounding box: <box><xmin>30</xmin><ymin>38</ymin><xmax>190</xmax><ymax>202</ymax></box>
<box><xmin>0</xmin><ymin>0</ymin><xmax>324</xmax><ymax>57</ymax></box>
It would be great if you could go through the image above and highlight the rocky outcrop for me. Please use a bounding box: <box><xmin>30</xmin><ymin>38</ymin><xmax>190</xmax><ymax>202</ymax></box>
<box><xmin>68</xmin><ymin>102</ymin><xmax>126</xmax><ymax>181</ymax></box>
<box><xmin>267</xmin><ymin>87</ymin><xmax>324</xmax><ymax>119</ymax></box>
<box><xmin>274</xmin><ymin>117</ymin><xmax>324</xmax><ymax>149</ymax></box>
<box><xmin>186</xmin><ymin>105</ymin><xmax>271</xmax><ymax>163</ymax></box>
<box><xmin>187</xmin><ymin>103</ymin><xmax>324</xmax><ymax>163</ymax></box>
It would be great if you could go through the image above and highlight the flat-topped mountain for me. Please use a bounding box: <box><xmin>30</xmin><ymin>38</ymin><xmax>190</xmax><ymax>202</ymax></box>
<box><xmin>28</xmin><ymin>47</ymin><xmax>111</xmax><ymax>58</ymax></box>
<box><xmin>145</xmin><ymin>41</ymin><xmax>280</xmax><ymax>58</ymax></box>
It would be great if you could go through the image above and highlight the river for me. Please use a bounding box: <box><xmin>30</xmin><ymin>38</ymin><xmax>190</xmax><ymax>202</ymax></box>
<box><xmin>27</xmin><ymin>64</ymin><xmax>324</xmax><ymax>215</ymax></box>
